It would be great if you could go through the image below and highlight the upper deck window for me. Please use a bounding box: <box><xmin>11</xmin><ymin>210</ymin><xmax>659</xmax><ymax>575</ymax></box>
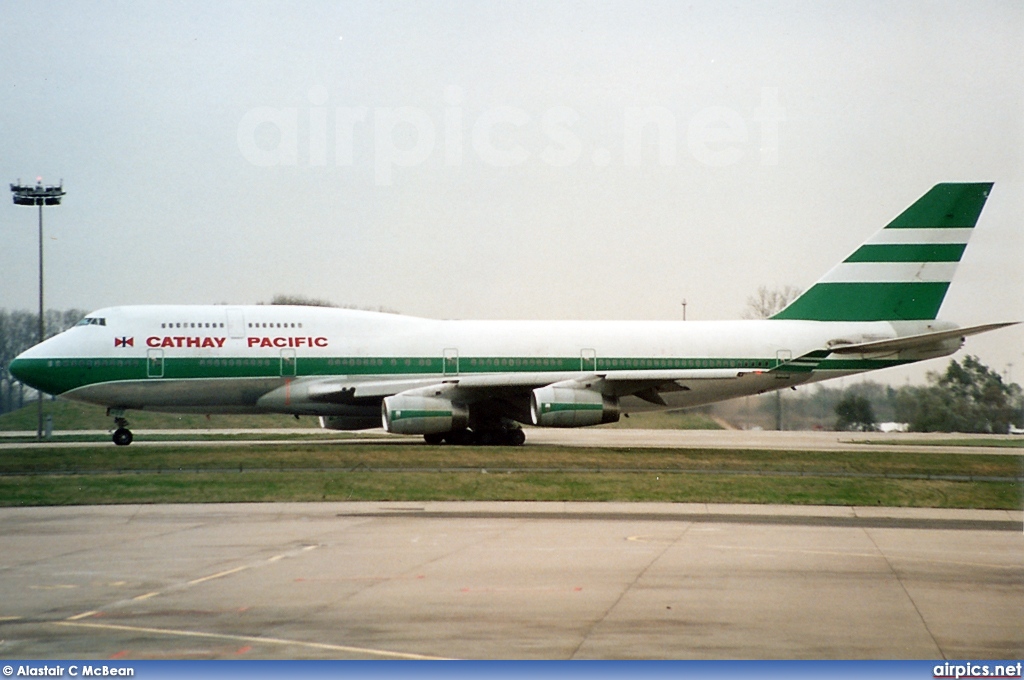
<box><xmin>75</xmin><ymin>317</ymin><xmax>106</xmax><ymax>327</ymax></box>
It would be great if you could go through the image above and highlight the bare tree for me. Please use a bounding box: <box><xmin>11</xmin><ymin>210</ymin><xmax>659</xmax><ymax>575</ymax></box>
<box><xmin>265</xmin><ymin>294</ymin><xmax>399</xmax><ymax>314</ymax></box>
<box><xmin>1</xmin><ymin>308</ymin><xmax>87</xmax><ymax>413</ymax></box>
<box><xmin>268</xmin><ymin>294</ymin><xmax>337</xmax><ymax>308</ymax></box>
<box><xmin>741</xmin><ymin>286</ymin><xmax>801</xmax><ymax>430</ymax></box>
<box><xmin>743</xmin><ymin>285</ymin><xmax>801</xmax><ymax>319</ymax></box>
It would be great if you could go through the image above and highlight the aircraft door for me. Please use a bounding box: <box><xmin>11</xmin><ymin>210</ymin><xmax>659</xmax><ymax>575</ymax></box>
<box><xmin>147</xmin><ymin>349</ymin><xmax>164</xmax><ymax>378</ymax></box>
<box><xmin>443</xmin><ymin>348</ymin><xmax>459</xmax><ymax>376</ymax></box>
<box><xmin>280</xmin><ymin>349</ymin><xmax>297</xmax><ymax>377</ymax></box>
<box><xmin>581</xmin><ymin>348</ymin><xmax>597</xmax><ymax>372</ymax></box>
<box><xmin>775</xmin><ymin>349</ymin><xmax>793</xmax><ymax>369</ymax></box>
<box><xmin>227</xmin><ymin>308</ymin><xmax>246</xmax><ymax>339</ymax></box>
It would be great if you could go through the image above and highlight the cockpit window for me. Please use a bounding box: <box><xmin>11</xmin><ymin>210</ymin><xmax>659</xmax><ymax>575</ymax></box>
<box><xmin>75</xmin><ymin>317</ymin><xmax>106</xmax><ymax>327</ymax></box>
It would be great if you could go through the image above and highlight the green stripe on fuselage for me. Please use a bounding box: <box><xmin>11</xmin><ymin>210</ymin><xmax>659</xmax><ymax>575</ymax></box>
<box><xmin>9</xmin><ymin>353</ymin><xmax>915</xmax><ymax>398</ymax></box>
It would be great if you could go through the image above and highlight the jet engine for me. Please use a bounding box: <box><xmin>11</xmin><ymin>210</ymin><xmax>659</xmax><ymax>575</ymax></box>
<box><xmin>530</xmin><ymin>386</ymin><xmax>619</xmax><ymax>427</ymax></box>
<box><xmin>382</xmin><ymin>394</ymin><xmax>469</xmax><ymax>435</ymax></box>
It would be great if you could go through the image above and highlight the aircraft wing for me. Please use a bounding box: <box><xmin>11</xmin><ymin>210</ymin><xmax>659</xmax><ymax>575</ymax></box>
<box><xmin>264</xmin><ymin>367</ymin><xmax>753</xmax><ymax>412</ymax></box>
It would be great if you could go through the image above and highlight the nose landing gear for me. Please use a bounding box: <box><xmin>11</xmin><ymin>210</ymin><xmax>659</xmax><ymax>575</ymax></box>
<box><xmin>107</xmin><ymin>408</ymin><xmax>134</xmax><ymax>446</ymax></box>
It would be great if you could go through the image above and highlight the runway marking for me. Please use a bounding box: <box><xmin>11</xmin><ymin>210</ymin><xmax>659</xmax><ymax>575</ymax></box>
<box><xmin>54</xmin><ymin>620</ymin><xmax>452</xmax><ymax>660</ymax></box>
<box><xmin>188</xmin><ymin>566</ymin><xmax>248</xmax><ymax>586</ymax></box>
<box><xmin>459</xmin><ymin>586</ymin><xmax>583</xmax><ymax>594</ymax></box>
<box><xmin>66</xmin><ymin>611</ymin><xmax>99</xmax><ymax>621</ymax></box>
<box><xmin>626</xmin><ymin>535</ymin><xmax>677</xmax><ymax>543</ymax></box>
<box><xmin>0</xmin><ymin>616</ymin><xmax>22</xmax><ymax>622</ymax></box>
<box><xmin>293</xmin><ymin>574</ymin><xmax>426</xmax><ymax>583</ymax></box>
<box><xmin>62</xmin><ymin>545</ymin><xmax>321</xmax><ymax>624</ymax></box>
<box><xmin>29</xmin><ymin>584</ymin><xmax>77</xmax><ymax>590</ymax></box>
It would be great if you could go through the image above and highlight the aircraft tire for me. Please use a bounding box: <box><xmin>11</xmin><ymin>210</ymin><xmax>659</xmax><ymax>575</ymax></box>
<box><xmin>444</xmin><ymin>429</ymin><xmax>474</xmax><ymax>446</ymax></box>
<box><xmin>423</xmin><ymin>433</ymin><xmax>444</xmax><ymax>445</ymax></box>
<box><xmin>505</xmin><ymin>429</ymin><xmax>526</xmax><ymax>446</ymax></box>
<box><xmin>112</xmin><ymin>428</ymin><xmax>133</xmax><ymax>446</ymax></box>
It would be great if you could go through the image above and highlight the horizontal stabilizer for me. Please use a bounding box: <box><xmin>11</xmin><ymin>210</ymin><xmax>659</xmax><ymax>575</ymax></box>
<box><xmin>827</xmin><ymin>321</ymin><xmax>1019</xmax><ymax>355</ymax></box>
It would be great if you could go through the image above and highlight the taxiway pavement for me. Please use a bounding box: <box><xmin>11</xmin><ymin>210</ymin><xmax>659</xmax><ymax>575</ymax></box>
<box><xmin>0</xmin><ymin>502</ymin><xmax>1020</xmax><ymax>659</ymax></box>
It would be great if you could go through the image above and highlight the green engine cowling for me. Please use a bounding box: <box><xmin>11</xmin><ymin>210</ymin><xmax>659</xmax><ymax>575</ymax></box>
<box><xmin>530</xmin><ymin>386</ymin><xmax>619</xmax><ymax>427</ymax></box>
<box><xmin>382</xmin><ymin>394</ymin><xmax>470</xmax><ymax>435</ymax></box>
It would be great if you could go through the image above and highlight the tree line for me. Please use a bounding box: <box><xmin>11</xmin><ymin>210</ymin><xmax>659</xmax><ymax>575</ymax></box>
<box><xmin>721</xmin><ymin>356</ymin><xmax>1023</xmax><ymax>434</ymax></box>
<box><xmin>0</xmin><ymin>309</ymin><xmax>87</xmax><ymax>414</ymax></box>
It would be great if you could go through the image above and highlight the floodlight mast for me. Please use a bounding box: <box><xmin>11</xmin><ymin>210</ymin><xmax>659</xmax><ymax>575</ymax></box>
<box><xmin>10</xmin><ymin>179</ymin><xmax>66</xmax><ymax>441</ymax></box>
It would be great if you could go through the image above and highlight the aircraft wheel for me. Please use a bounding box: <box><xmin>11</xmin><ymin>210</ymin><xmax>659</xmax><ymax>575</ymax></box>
<box><xmin>423</xmin><ymin>433</ymin><xmax>444</xmax><ymax>445</ymax></box>
<box><xmin>505</xmin><ymin>429</ymin><xmax>526</xmax><ymax>446</ymax></box>
<box><xmin>112</xmin><ymin>428</ymin><xmax>133</xmax><ymax>446</ymax></box>
<box><xmin>445</xmin><ymin>429</ymin><xmax>475</xmax><ymax>446</ymax></box>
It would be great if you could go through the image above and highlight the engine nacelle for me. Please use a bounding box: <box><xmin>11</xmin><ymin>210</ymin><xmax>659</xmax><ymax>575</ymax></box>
<box><xmin>530</xmin><ymin>386</ymin><xmax>619</xmax><ymax>428</ymax></box>
<box><xmin>382</xmin><ymin>394</ymin><xmax>469</xmax><ymax>435</ymax></box>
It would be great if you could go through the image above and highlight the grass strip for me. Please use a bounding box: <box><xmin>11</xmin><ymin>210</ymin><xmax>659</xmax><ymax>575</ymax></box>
<box><xmin>0</xmin><ymin>470</ymin><xmax>1016</xmax><ymax>509</ymax></box>
<box><xmin>0</xmin><ymin>444</ymin><xmax>1019</xmax><ymax>479</ymax></box>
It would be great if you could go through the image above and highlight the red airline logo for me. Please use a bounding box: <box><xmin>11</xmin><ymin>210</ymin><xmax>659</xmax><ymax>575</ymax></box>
<box><xmin>142</xmin><ymin>336</ymin><xmax>328</xmax><ymax>349</ymax></box>
<box><xmin>114</xmin><ymin>337</ymin><xmax>134</xmax><ymax>347</ymax></box>
<box><xmin>147</xmin><ymin>336</ymin><xmax>227</xmax><ymax>348</ymax></box>
<box><xmin>248</xmin><ymin>336</ymin><xmax>328</xmax><ymax>348</ymax></box>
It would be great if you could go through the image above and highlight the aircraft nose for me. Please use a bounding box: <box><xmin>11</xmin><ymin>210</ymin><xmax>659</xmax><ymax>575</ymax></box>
<box><xmin>8</xmin><ymin>355</ymin><xmax>29</xmax><ymax>383</ymax></box>
<box><xmin>8</xmin><ymin>353</ymin><xmax>48</xmax><ymax>394</ymax></box>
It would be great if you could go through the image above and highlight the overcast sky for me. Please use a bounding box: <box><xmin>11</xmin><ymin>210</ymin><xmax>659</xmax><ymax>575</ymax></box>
<box><xmin>2</xmin><ymin>1</ymin><xmax>1021</xmax><ymax>385</ymax></box>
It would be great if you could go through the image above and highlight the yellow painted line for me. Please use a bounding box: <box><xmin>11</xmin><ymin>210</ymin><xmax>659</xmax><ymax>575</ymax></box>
<box><xmin>66</xmin><ymin>611</ymin><xmax>98</xmax><ymax>621</ymax></box>
<box><xmin>187</xmin><ymin>565</ymin><xmax>248</xmax><ymax>586</ymax></box>
<box><xmin>0</xmin><ymin>616</ymin><xmax>22</xmax><ymax>622</ymax></box>
<box><xmin>29</xmin><ymin>584</ymin><xmax>77</xmax><ymax>590</ymax></box>
<box><xmin>267</xmin><ymin>555</ymin><xmax>286</xmax><ymax>563</ymax></box>
<box><xmin>55</xmin><ymin>620</ymin><xmax>451</xmax><ymax>660</ymax></box>
<box><xmin>301</xmin><ymin>545</ymin><xmax>319</xmax><ymax>552</ymax></box>
<box><xmin>132</xmin><ymin>591</ymin><xmax>160</xmax><ymax>601</ymax></box>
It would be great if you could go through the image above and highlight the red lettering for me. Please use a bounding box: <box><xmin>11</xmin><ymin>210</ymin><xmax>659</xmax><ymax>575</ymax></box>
<box><xmin>314</xmin><ymin>337</ymin><xmax>328</xmax><ymax>348</ymax></box>
<box><xmin>174</xmin><ymin>336</ymin><xmax>186</xmax><ymax>347</ymax></box>
<box><xmin>248</xmin><ymin>337</ymin><xmax>259</xmax><ymax>347</ymax></box>
<box><xmin>147</xmin><ymin>337</ymin><xmax>160</xmax><ymax>348</ymax></box>
<box><xmin>215</xmin><ymin>337</ymin><xmax>226</xmax><ymax>348</ymax></box>
<box><xmin>187</xmin><ymin>337</ymin><xmax>200</xmax><ymax>348</ymax></box>
<box><xmin>201</xmin><ymin>337</ymin><xmax>215</xmax><ymax>348</ymax></box>
<box><xmin>161</xmin><ymin>337</ymin><xmax>176</xmax><ymax>348</ymax></box>
<box><xmin>294</xmin><ymin>337</ymin><xmax>307</xmax><ymax>347</ymax></box>
<box><xmin>260</xmin><ymin>338</ymin><xmax>273</xmax><ymax>348</ymax></box>
<box><xmin>274</xmin><ymin>337</ymin><xmax>287</xmax><ymax>348</ymax></box>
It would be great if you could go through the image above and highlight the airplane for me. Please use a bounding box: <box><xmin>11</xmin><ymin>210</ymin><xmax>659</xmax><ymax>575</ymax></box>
<box><xmin>9</xmin><ymin>182</ymin><xmax>1017</xmax><ymax>447</ymax></box>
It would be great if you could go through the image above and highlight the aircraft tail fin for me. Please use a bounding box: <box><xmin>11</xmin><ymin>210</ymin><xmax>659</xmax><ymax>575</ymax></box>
<box><xmin>772</xmin><ymin>183</ymin><xmax>993</xmax><ymax>322</ymax></box>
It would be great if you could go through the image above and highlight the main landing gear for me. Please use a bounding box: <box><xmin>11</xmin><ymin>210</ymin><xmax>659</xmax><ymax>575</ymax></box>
<box><xmin>423</xmin><ymin>426</ymin><xmax>526</xmax><ymax>447</ymax></box>
<box><xmin>107</xmin><ymin>409</ymin><xmax>134</xmax><ymax>446</ymax></box>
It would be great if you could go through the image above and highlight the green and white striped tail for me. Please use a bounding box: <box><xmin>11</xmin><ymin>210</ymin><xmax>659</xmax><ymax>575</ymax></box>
<box><xmin>772</xmin><ymin>183</ymin><xmax>993</xmax><ymax>322</ymax></box>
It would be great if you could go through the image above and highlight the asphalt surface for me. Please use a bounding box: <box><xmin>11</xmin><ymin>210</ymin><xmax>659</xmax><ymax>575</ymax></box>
<box><xmin>0</xmin><ymin>502</ymin><xmax>1020</xmax><ymax>659</ymax></box>
<box><xmin>2</xmin><ymin>428</ymin><xmax>1023</xmax><ymax>455</ymax></box>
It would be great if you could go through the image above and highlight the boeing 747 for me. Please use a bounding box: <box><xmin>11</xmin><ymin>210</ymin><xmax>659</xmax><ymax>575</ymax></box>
<box><xmin>9</xmin><ymin>183</ymin><xmax>1016</xmax><ymax>445</ymax></box>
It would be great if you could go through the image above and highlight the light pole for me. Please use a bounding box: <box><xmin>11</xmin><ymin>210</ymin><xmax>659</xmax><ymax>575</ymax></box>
<box><xmin>10</xmin><ymin>178</ymin><xmax>65</xmax><ymax>440</ymax></box>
